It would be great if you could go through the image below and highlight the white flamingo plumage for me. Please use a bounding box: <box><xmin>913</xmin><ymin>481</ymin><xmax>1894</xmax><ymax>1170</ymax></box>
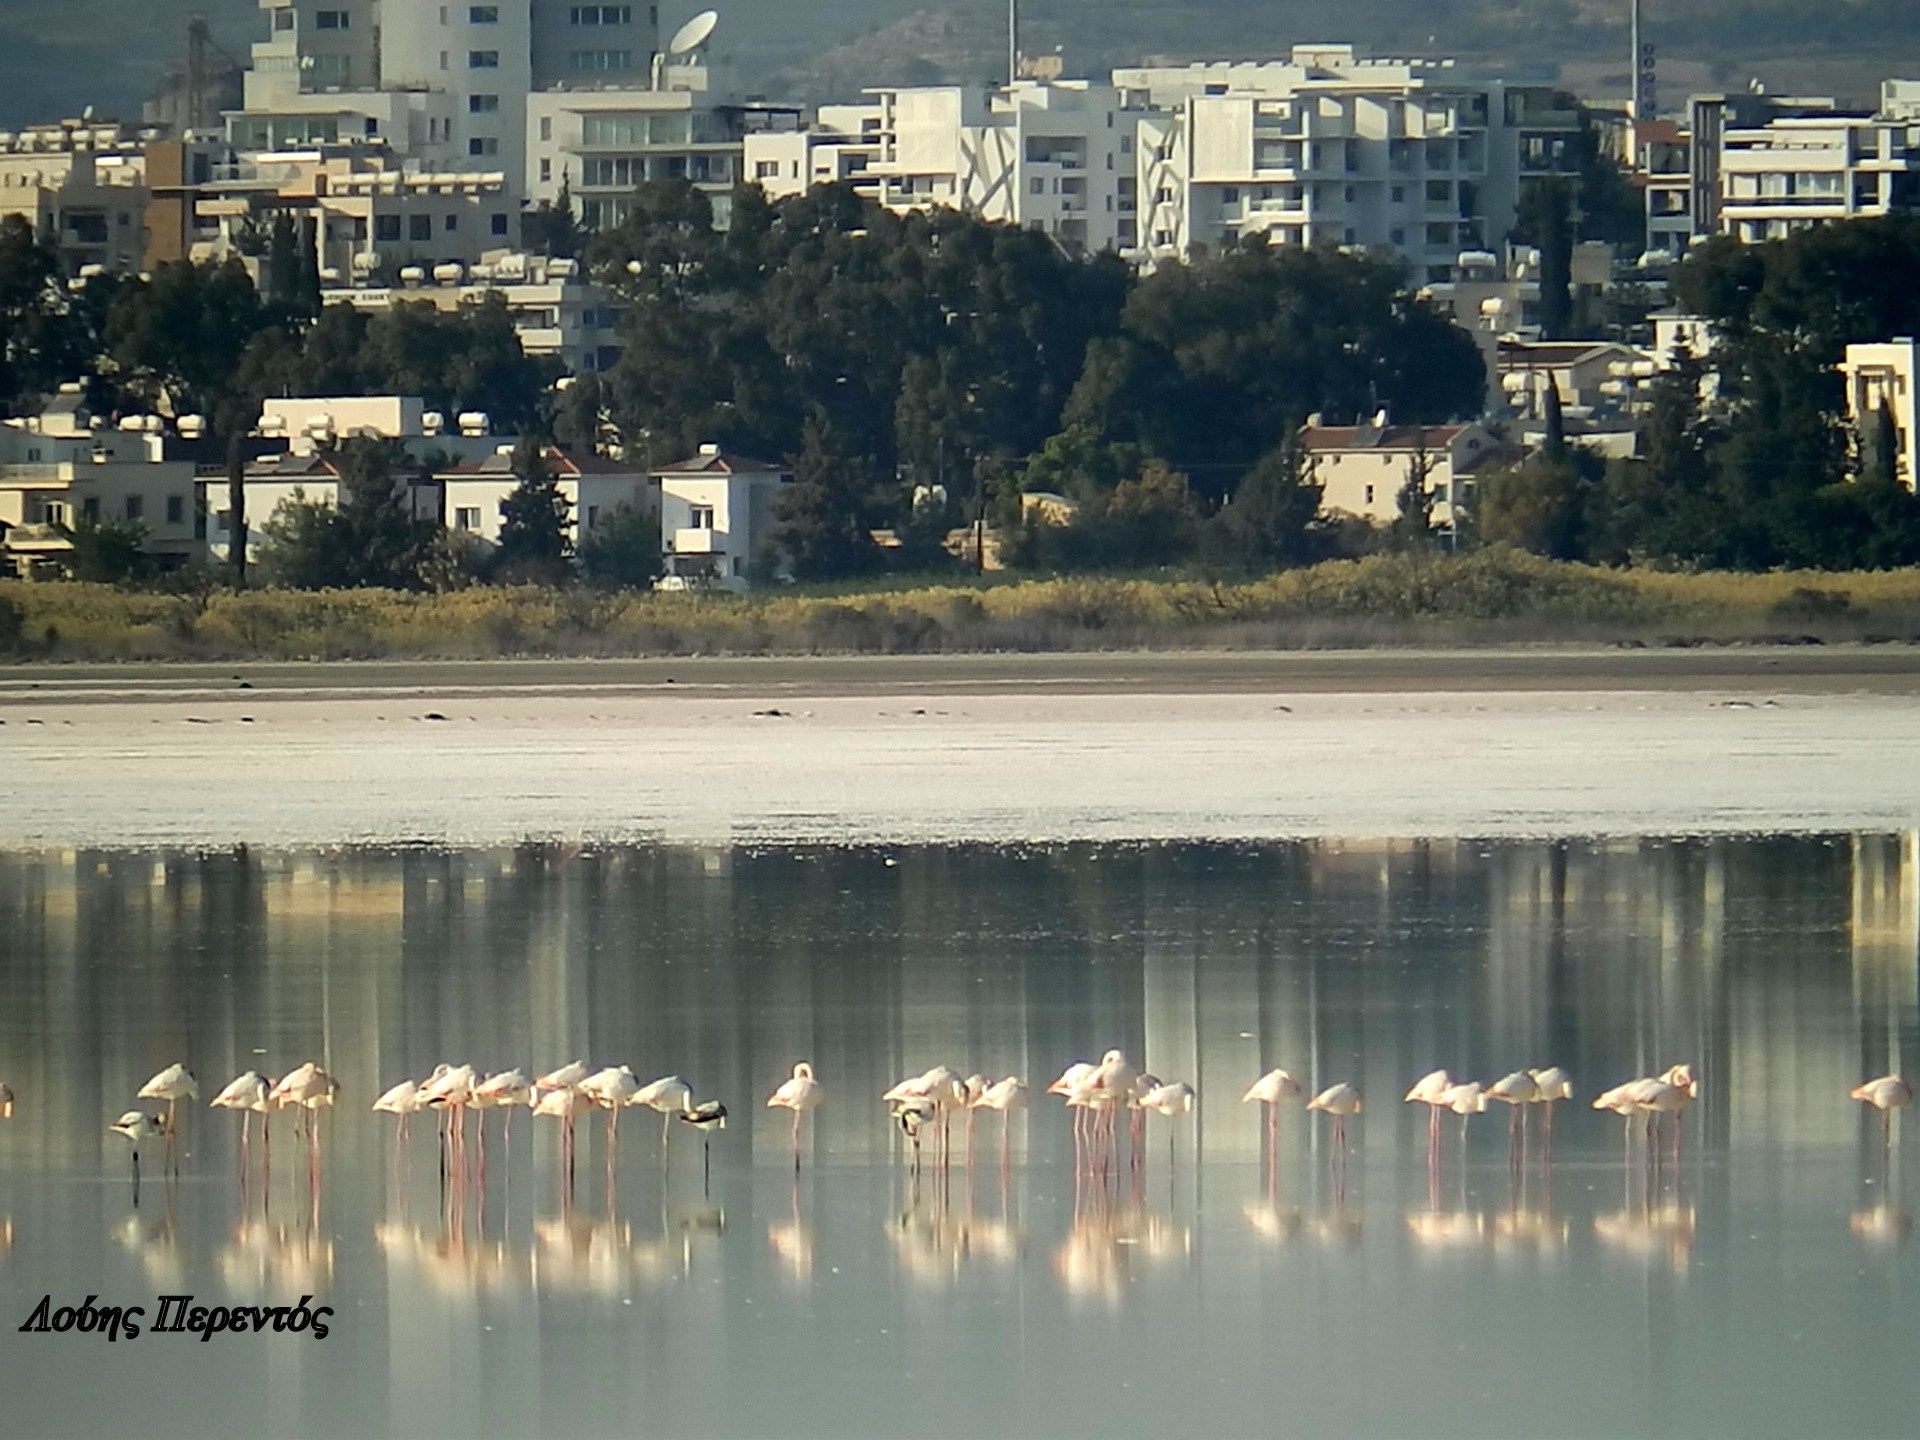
<box><xmin>1852</xmin><ymin>1075</ymin><xmax>1913</xmax><ymax>1148</ymax></box>
<box><xmin>1308</xmin><ymin>1082</ymin><xmax>1362</xmax><ymax>1151</ymax></box>
<box><xmin>768</xmin><ymin>1062</ymin><xmax>823</xmax><ymax>1171</ymax></box>
<box><xmin>138</xmin><ymin>1063</ymin><xmax>197</xmax><ymax>1143</ymax></box>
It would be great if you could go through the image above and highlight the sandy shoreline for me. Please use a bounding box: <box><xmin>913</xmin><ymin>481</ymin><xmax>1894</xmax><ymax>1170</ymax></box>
<box><xmin>3</xmin><ymin>643</ymin><xmax>1920</xmax><ymax>703</ymax></box>
<box><xmin>1</xmin><ymin>663</ymin><xmax>1915</xmax><ymax>847</ymax></box>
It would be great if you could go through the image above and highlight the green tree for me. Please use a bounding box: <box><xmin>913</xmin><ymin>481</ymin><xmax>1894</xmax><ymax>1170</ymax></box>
<box><xmin>768</xmin><ymin>409</ymin><xmax>884</xmax><ymax>582</ymax></box>
<box><xmin>1516</xmin><ymin>178</ymin><xmax>1575</xmax><ymax>340</ymax></box>
<box><xmin>579</xmin><ymin>502</ymin><xmax>661</xmax><ymax>589</ymax></box>
<box><xmin>1388</xmin><ymin>441</ymin><xmax>1438</xmax><ymax>551</ymax></box>
<box><xmin>493</xmin><ymin>439</ymin><xmax>573</xmax><ymax>582</ymax></box>
<box><xmin>1201</xmin><ymin>434</ymin><xmax>1323</xmax><ymax>570</ymax></box>
<box><xmin>254</xmin><ymin>489</ymin><xmax>350</xmax><ymax>590</ymax></box>
<box><xmin>332</xmin><ymin>436</ymin><xmax>430</xmax><ymax>588</ymax></box>
<box><xmin>57</xmin><ymin>516</ymin><xmax>151</xmax><ymax>583</ymax></box>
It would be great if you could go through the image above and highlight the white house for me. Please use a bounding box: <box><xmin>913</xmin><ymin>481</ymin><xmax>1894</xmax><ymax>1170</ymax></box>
<box><xmin>438</xmin><ymin>445</ymin><xmax>654</xmax><ymax>550</ymax></box>
<box><xmin>652</xmin><ymin>444</ymin><xmax>791</xmax><ymax>590</ymax></box>
<box><xmin>1841</xmin><ymin>340</ymin><xmax>1918</xmax><ymax>489</ymax></box>
<box><xmin>1301</xmin><ymin>418</ymin><xmax>1500</xmax><ymax>532</ymax></box>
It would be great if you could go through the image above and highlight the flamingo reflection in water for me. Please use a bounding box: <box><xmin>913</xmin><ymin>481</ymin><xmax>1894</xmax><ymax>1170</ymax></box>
<box><xmin>767</xmin><ymin>1177</ymin><xmax>815</xmax><ymax>1282</ymax></box>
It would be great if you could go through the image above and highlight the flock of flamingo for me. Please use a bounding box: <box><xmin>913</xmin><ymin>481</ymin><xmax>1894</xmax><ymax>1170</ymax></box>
<box><xmin>0</xmin><ymin>1052</ymin><xmax>1904</xmax><ymax>1198</ymax></box>
<box><xmin>22</xmin><ymin>1052</ymin><xmax>1908</xmax><ymax>1195</ymax></box>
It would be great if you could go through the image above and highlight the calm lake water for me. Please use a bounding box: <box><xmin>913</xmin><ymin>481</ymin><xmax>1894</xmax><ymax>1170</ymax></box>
<box><xmin>0</xmin><ymin>836</ymin><xmax>1916</xmax><ymax>1438</ymax></box>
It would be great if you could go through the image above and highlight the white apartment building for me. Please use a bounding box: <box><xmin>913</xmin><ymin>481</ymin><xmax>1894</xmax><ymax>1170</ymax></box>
<box><xmin>526</xmin><ymin>84</ymin><xmax>797</xmax><ymax>231</ymax></box>
<box><xmin>745</xmin><ymin>80</ymin><xmax>1139</xmax><ymax>256</ymax></box>
<box><xmin>1719</xmin><ymin>106</ymin><xmax>1920</xmax><ymax>242</ymax></box>
<box><xmin>653</xmin><ymin>444</ymin><xmax>790</xmax><ymax>589</ymax></box>
<box><xmin>1842</xmin><ymin>340</ymin><xmax>1917</xmax><ymax>490</ymax></box>
<box><xmin>0</xmin><ymin>121</ymin><xmax>161</xmax><ymax>274</ymax></box>
<box><xmin>0</xmin><ymin>397</ymin><xmax>202</xmax><ymax>577</ymax></box>
<box><xmin>323</xmin><ymin>250</ymin><xmax>625</xmax><ymax>372</ymax></box>
<box><xmin>1118</xmin><ymin>46</ymin><xmax>1584</xmax><ymax>280</ymax></box>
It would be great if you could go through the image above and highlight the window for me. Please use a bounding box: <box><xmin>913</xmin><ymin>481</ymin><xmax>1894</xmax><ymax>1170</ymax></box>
<box><xmin>468</xmin><ymin>137</ymin><xmax>499</xmax><ymax>156</ymax></box>
<box><xmin>569</xmin><ymin>49</ymin><xmax>632</xmax><ymax>70</ymax></box>
<box><xmin>1364</xmin><ymin>485</ymin><xmax>1375</xmax><ymax>506</ymax></box>
<box><xmin>491</xmin><ymin>213</ymin><xmax>508</xmax><ymax>235</ymax></box>
<box><xmin>1345</xmin><ymin>185</ymin><xmax>1356</xmax><ymax>202</ymax></box>
<box><xmin>216</xmin><ymin>509</ymin><xmax>231</xmax><ymax>533</ymax></box>
<box><xmin>755</xmin><ymin>159</ymin><xmax>778</xmax><ymax>179</ymax></box>
<box><xmin>469</xmin><ymin>94</ymin><xmax>499</xmax><ymax>113</ymax></box>
<box><xmin>166</xmin><ymin>495</ymin><xmax>185</xmax><ymax>525</ymax></box>
<box><xmin>315</xmin><ymin>9</ymin><xmax>348</xmax><ymax>29</ymax></box>
<box><xmin>1029</xmin><ymin>177</ymin><xmax>1045</xmax><ymax>195</ymax></box>
<box><xmin>586</xmin><ymin>505</ymin><xmax>600</xmax><ymax>529</ymax></box>
<box><xmin>570</xmin><ymin>4</ymin><xmax>633</xmax><ymax>21</ymax></box>
<box><xmin>375</xmin><ymin>214</ymin><xmax>401</xmax><ymax>242</ymax></box>
<box><xmin>409</xmin><ymin>213</ymin><xmax>433</xmax><ymax>241</ymax></box>
<box><xmin>540</xmin><ymin>117</ymin><xmax>553</xmax><ymax>141</ymax></box>
<box><xmin>454</xmin><ymin>507</ymin><xmax>481</xmax><ymax>531</ymax></box>
<box><xmin>445</xmin><ymin>212</ymin><xmax>460</xmax><ymax>231</ymax></box>
<box><xmin>469</xmin><ymin>50</ymin><xmax>499</xmax><ymax>68</ymax></box>
<box><xmin>124</xmin><ymin>494</ymin><xmax>143</xmax><ymax>521</ymax></box>
<box><xmin>468</xmin><ymin>4</ymin><xmax>498</xmax><ymax>20</ymax></box>
<box><xmin>273</xmin><ymin>8</ymin><xmax>294</xmax><ymax>30</ymax></box>
<box><xmin>82</xmin><ymin>497</ymin><xmax>100</xmax><ymax>522</ymax></box>
<box><xmin>1391</xmin><ymin>185</ymin><xmax>1405</xmax><ymax>203</ymax></box>
<box><xmin>539</xmin><ymin>158</ymin><xmax>552</xmax><ymax>182</ymax></box>
<box><xmin>689</xmin><ymin>505</ymin><xmax>714</xmax><ymax>529</ymax></box>
<box><xmin>1221</xmin><ymin>186</ymin><xmax>1239</xmax><ymax>204</ymax></box>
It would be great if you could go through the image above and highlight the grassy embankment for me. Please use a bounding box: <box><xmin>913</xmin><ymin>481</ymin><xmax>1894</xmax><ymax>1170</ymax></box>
<box><xmin>4</xmin><ymin>551</ymin><xmax>1920</xmax><ymax>661</ymax></box>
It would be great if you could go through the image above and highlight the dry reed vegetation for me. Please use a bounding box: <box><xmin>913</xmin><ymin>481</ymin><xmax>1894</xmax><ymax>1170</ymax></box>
<box><xmin>3</xmin><ymin>551</ymin><xmax>1920</xmax><ymax>661</ymax></box>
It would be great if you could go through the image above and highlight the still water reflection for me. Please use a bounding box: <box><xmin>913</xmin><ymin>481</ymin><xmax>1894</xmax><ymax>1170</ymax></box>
<box><xmin>0</xmin><ymin>837</ymin><xmax>1916</xmax><ymax>1438</ymax></box>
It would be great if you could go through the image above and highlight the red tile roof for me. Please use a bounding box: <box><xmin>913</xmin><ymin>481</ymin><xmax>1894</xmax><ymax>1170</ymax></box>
<box><xmin>1299</xmin><ymin>424</ymin><xmax>1469</xmax><ymax>452</ymax></box>
<box><xmin>652</xmin><ymin>450</ymin><xmax>787</xmax><ymax>476</ymax></box>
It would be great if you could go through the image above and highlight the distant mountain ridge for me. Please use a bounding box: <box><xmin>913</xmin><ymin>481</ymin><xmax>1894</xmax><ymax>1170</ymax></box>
<box><xmin>0</xmin><ymin>0</ymin><xmax>1910</xmax><ymax>128</ymax></box>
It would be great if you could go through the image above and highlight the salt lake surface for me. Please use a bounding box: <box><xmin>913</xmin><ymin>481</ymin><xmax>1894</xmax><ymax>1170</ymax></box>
<box><xmin>0</xmin><ymin>835</ymin><xmax>1916</xmax><ymax>1439</ymax></box>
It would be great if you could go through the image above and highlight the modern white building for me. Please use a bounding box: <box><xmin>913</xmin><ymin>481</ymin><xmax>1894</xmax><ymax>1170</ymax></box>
<box><xmin>745</xmin><ymin>80</ymin><xmax>1139</xmax><ymax>256</ymax></box>
<box><xmin>526</xmin><ymin>84</ymin><xmax>799</xmax><ymax>230</ymax></box>
<box><xmin>1719</xmin><ymin>105</ymin><xmax>1920</xmax><ymax>242</ymax></box>
<box><xmin>1117</xmin><ymin>46</ymin><xmax>1585</xmax><ymax>280</ymax></box>
<box><xmin>1842</xmin><ymin>340</ymin><xmax>1918</xmax><ymax>490</ymax></box>
<box><xmin>0</xmin><ymin>397</ymin><xmax>202</xmax><ymax>577</ymax></box>
<box><xmin>438</xmin><ymin>444</ymin><xmax>653</xmax><ymax>549</ymax></box>
<box><xmin>652</xmin><ymin>444</ymin><xmax>790</xmax><ymax>589</ymax></box>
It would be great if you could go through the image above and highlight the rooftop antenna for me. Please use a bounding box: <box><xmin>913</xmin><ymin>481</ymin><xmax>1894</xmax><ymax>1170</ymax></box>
<box><xmin>655</xmin><ymin>9</ymin><xmax>718</xmax><ymax>89</ymax></box>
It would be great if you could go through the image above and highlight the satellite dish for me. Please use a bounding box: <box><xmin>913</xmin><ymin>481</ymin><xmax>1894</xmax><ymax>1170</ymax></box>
<box><xmin>668</xmin><ymin>9</ymin><xmax>718</xmax><ymax>56</ymax></box>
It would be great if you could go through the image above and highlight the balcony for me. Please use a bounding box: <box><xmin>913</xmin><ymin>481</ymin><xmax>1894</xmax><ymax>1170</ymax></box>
<box><xmin>672</xmin><ymin>527</ymin><xmax>722</xmax><ymax>554</ymax></box>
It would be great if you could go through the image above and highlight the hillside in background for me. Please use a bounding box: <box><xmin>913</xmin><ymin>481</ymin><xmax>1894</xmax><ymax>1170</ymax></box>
<box><xmin>0</xmin><ymin>0</ymin><xmax>1911</xmax><ymax>127</ymax></box>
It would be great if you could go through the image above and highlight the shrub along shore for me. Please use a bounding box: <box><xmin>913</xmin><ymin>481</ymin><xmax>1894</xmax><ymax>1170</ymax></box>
<box><xmin>3</xmin><ymin>552</ymin><xmax>1920</xmax><ymax>663</ymax></box>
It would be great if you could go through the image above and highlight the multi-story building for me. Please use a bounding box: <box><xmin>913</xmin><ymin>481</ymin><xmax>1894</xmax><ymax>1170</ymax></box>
<box><xmin>0</xmin><ymin>120</ymin><xmax>160</xmax><ymax>274</ymax></box>
<box><xmin>1719</xmin><ymin>103</ymin><xmax>1920</xmax><ymax>242</ymax></box>
<box><xmin>745</xmin><ymin>80</ymin><xmax>1140</xmax><ymax>256</ymax></box>
<box><xmin>1300</xmin><ymin>417</ymin><xmax>1500</xmax><ymax>533</ymax></box>
<box><xmin>1842</xmin><ymin>340</ymin><xmax>1918</xmax><ymax>490</ymax></box>
<box><xmin>653</xmin><ymin>444</ymin><xmax>791</xmax><ymax>590</ymax></box>
<box><xmin>526</xmin><ymin>82</ymin><xmax>798</xmax><ymax>230</ymax></box>
<box><xmin>322</xmin><ymin>251</ymin><xmax>626</xmax><ymax>373</ymax></box>
<box><xmin>0</xmin><ymin>395</ymin><xmax>202</xmax><ymax>577</ymax></box>
<box><xmin>145</xmin><ymin>139</ymin><xmax>514</xmax><ymax>277</ymax></box>
<box><xmin>1118</xmin><ymin>45</ymin><xmax>1584</xmax><ymax>280</ymax></box>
